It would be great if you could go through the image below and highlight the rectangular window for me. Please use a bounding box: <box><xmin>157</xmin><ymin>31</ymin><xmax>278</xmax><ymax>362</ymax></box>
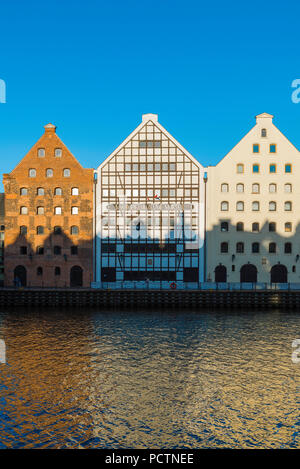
<box><xmin>253</xmin><ymin>144</ymin><xmax>260</xmax><ymax>153</ymax></box>
<box><xmin>252</xmin><ymin>164</ymin><xmax>259</xmax><ymax>173</ymax></box>
<box><xmin>269</xmin><ymin>164</ymin><xmax>276</xmax><ymax>173</ymax></box>
<box><xmin>270</xmin><ymin>144</ymin><xmax>277</xmax><ymax>153</ymax></box>
<box><xmin>285</xmin><ymin>164</ymin><xmax>292</xmax><ymax>173</ymax></box>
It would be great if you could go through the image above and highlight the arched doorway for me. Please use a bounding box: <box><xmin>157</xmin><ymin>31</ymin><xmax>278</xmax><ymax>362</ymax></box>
<box><xmin>14</xmin><ymin>265</ymin><xmax>27</xmax><ymax>287</ymax></box>
<box><xmin>70</xmin><ymin>266</ymin><xmax>83</xmax><ymax>287</ymax></box>
<box><xmin>271</xmin><ymin>264</ymin><xmax>287</xmax><ymax>283</ymax></box>
<box><xmin>240</xmin><ymin>264</ymin><xmax>257</xmax><ymax>283</ymax></box>
<box><xmin>215</xmin><ymin>264</ymin><xmax>227</xmax><ymax>282</ymax></box>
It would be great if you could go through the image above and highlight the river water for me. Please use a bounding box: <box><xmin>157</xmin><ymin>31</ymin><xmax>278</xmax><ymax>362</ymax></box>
<box><xmin>0</xmin><ymin>308</ymin><xmax>299</xmax><ymax>449</ymax></box>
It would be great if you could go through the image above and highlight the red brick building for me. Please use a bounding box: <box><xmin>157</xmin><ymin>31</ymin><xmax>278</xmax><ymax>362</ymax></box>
<box><xmin>3</xmin><ymin>123</ymin><xmax>94</xmax><ymax>287</ymax></box>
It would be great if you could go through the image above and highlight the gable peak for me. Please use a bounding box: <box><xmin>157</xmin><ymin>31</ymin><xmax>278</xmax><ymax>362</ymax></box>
<box><xmin>255</xmin><ymin>112</ymin><xmax>274</xmax><ymax>123</ymax></box>
<box><xmin>142</xmin><ymin>113</ymin><xmax>158</xmax><ymax>123</ymax></box>
<box><xmin>44</xmin><ymin>123</ymin><xmax>56</xmax><ymax>133</ymax></box>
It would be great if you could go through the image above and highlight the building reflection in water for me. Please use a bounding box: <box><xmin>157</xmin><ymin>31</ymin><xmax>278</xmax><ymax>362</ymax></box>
<box><xmin>0</xmin><ymin>309</ymin><xmax>299</xmax><ymax>448</ymax></box>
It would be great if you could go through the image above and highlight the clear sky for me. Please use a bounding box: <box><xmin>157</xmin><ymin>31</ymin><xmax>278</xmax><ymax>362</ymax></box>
<box><xmin>0</xmin><ymin>0</ymin><xmax>300</xmax><ymax>190</ymax></box>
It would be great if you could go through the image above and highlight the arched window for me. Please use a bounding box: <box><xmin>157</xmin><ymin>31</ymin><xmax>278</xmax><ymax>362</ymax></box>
<box><xmin>55</xmin><ymin>267</ymin><xmax>61</xmax><ymax>276</ymax></box>
<box><xmin>261</xmin><ymin>128</ymin><xmax>267</xmax><ymax>137</ymax></box>
<box><xmin>54</xmin><ymin>187</ymin><xmax>62</xmax><ymax>196</ymax></box>
<box><xmin>252</xmin><ymin>183</ymin><xmax>259</xmax><ymax>193</ymax></box>
<box><xmin>252</xmin><ymin>201</ymin><xmax>260</xmax><ymax>211</ymax></box>
<box><xmin>221</xmin><ymin>201</ymin><xmax>229</xmax><ymax>211</ymax></box>
<box><xmin>46</xmin><ymin>168</ymin><xmax>53</xmax><ymax>178</ymax></box>
<box><xmin>29</xmin><ymin>168</ymin><xmax>36</xmax><ymax>178</ymax></box>
<box><xmin>269</xmin><ymin>242</ymin><xmax>276</xmax><ymax>253</ymax></box>
<box><xmin>55</xmin><ymin>148</ymin><xmax>62</xmax><ymax>157</ymax></box>
<box><xmin>252</xmin><ymin>222</ymin><xmax>259</xmax><ymax>232</ymax></box>
<box><xmin>71</xmin><ymin>206</ymin><xmax>79</xmax><ymax>215</ymax></box>
<box><xmin>269</xmin><ymin>183</ymin><xmax>277</xmax><ymax>193</ymax></box>
<box><xmin>269</xmin><ymin>222</ymin><xmax>276</xmax><ymax>232</ymax></box>
<box><xmin>37</xmin><ymin>226</ymin><xmax>44</xmax><ymax>235</ymax></box>
<box><xmin>20</xmin><ymin>206</ymin><xmax>28</xmax><ymax>214</ymax></box>
<box><xmin>54</xmin><ymin>206</ymin><xmax>62</xmax><ymax>215</ymax></box>
<box><xmin>236</xmin><ymin>164</ymin><xmax>244</xmax><ymax>174</ymax></box>
<box><xmin>284</xmin><ymin>201</ymin><xmax>292</xmax><ymax>211</ymax></box>
<box><xmin>37</xmin><ymin>206</ymin><xmax>44</xmax><ymax>215</ymax></box>
<box><xmin>285</xmin><ymin>243</ymin><xmax>292</xmax><ymax>254</ymax></box>
<box><xmin>252</xmin><ymin>242</ymin><xmax>260</xmax><ymax>253</ymax></box>
<box><xmin>220</xmin><ymin>242</ymin><xmax>228</xmax><ymax>253</ymax></box>
<box><xmin>63</xmin><ymin>168</ymin><xmax>71</xmax><ymax>177</ymax></box>
<box><xmin>37</xmin><ymin>187</ymin><xmax>44</xmax><ymax>196</ymax></box>
<box><xmin>38</xmin><ymin>148</ymin><xmax>45</xmax><ymax>157</ymax></box>
<box><xmin>236</xmin><ymin>183</ymin><xmax>244</xmax><ymax>193</ymax></box>
<box><xmin>72</xmin><ymin>187</ymin><xmax>79</xmax><ymax>196</ymax></box>
<box><xmin>284</xmin><ymin>183</ymin><xmax>292</xmax><ymax>193</ymax></box>
<box><xmin>236</xmin><ymin>222</ymin><xmax>244</xmax><ymax>232</ymax></box>
<box><xmin>37</xmin><ymin>267</ymin><xmax>43</xmax><ymax>276</ymax></box>
<box><xmin>236</xmin><ymin>201</ymin><xmax>244</xmax><ymax>211</ymax></box>
<box><xmin>71</xmin><ymin>246</ymin><xmax>78</xmax><ymax>255</ymax></box>
<box><xmin>20</xmin><ymin>187</ymin><xmax>28</xmax><ymax>195</ymax></box>
<box><xmin>71</xmin><ymin>226</ymin><xmax>79</xmax><ymax>235</ymax></box>
<box><xmin>36</xmin><ymin>246</ymin><xmax>44</xmax><ymax>255</ymax></box>
<box><xmin>20</xmin><ymin>226</ymin><xmax>27</xmax><ymax>235</ymax></box>
<box><xmin>269</xmin><ymin>201</ymin><xmax>276</xmax><ymax>211</ymax></box>
<box><xmin>236</xmin><ymin>242</ymin><xmax>244</xmax><ymax>253</ymax></box>
<box><xmin>54</xmin><ymin>226</ymin><xmax>62</xmax><ymax>235</ymax></box>
<box><xmin>285</xmin><ymin>222</ymin><xmax>292</xmax><ymax>232</ymax></box>
<box><xmin>54</xmin><ymin>246</ymin><xmax>62</xmax><ymax>255</ymax></box>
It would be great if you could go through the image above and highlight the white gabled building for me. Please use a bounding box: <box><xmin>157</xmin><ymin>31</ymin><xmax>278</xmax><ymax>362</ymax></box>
<box><xmin>94</xmin><ymin>114</ymin><xmax>206</xmax><ymax>288</ymax></box>
<box><xmin>206</xmin><ymin>113</ymin><xmax>300</xmax><ymax>284</ymax></box>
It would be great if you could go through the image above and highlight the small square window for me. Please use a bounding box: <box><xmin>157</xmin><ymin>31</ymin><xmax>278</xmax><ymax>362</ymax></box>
<box><xmin>253</xmin><ymin>144</ymin><xmax>260</xmax><ymax>153</ymax></box>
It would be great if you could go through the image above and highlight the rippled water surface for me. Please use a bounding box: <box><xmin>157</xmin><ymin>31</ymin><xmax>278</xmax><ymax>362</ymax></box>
<box><xmin>0</xmin><ymin>308</ymin><xmax>300</xmax><ymax>448</ymax></box>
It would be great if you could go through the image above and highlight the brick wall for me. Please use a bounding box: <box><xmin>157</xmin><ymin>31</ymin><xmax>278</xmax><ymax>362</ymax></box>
<box><xmin>3</xmin><ymin>124</ymin><xmax>94</xmax><ymax>287</ymax></box>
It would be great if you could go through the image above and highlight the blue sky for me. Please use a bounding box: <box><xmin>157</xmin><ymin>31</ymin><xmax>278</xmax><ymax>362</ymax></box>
<box><xmin>0</xmin><ymin>0</ymin><xmax>300</xmax><ymax>189</ymax></box>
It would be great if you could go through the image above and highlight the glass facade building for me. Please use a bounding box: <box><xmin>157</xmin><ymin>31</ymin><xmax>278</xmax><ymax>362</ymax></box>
<box><xmin>95</xmin><ymin>114</ymin><xmax>205</xmax><ymax>288</ymax></box>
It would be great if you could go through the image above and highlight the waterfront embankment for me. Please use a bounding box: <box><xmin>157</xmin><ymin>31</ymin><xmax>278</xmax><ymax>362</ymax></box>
<box><xmin>0</xmin><ymin>288</ymin><xmax>300</xmax><ymax>309</ymax></box>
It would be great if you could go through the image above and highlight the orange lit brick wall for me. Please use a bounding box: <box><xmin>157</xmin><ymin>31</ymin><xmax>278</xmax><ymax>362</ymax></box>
<box><xmin>3</xmin><ymin>124</ymin><xmax>94</xmax><ymax>287</ymax></box>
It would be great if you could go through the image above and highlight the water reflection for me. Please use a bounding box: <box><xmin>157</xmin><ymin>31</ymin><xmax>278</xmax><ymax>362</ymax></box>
<box><xmin>0</xmin><ymin>309</ymin><xmax>299</xmax><ymax>448</ymax></box>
